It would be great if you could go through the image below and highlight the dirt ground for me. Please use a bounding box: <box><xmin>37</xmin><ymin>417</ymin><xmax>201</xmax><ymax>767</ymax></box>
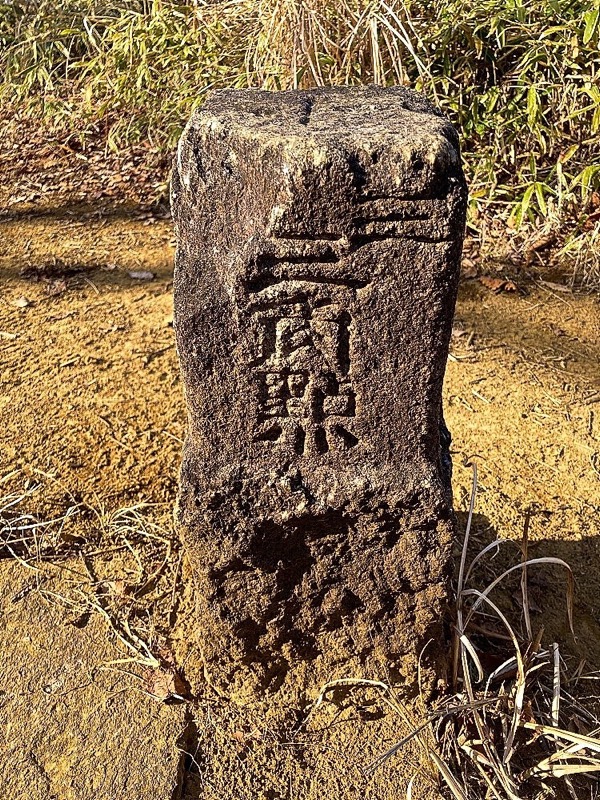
<box><xmin>1</xmin><ymin>131</ymin><xmax>600</xmax><ymax>797</ymax></box>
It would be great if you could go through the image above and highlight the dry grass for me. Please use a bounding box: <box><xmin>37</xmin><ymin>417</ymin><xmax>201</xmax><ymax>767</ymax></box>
<box><xmin>0</xmin><ymin>470</ymin><xmax>81</xmax><ymax>564</ymax></box>
<box><xmin>0</xmin><ymin>471</ymin><xmax>182</xmax><ymax>671</ymax></box>
<box><xmin>355</xmin><ymin>465</ymin><xmax>600</xmax><ymax>799</ymax></box>
<box><xmin>562</xmin><ymin>227</ymin><xmax>600</xmax><ymax>291</ymax></box>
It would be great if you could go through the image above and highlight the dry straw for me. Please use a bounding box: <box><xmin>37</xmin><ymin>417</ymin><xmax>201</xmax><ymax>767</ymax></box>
<box><xmin>314</xmin><ymin>464</ymin><xmax>600</xmax><ymax>799</ymax></box>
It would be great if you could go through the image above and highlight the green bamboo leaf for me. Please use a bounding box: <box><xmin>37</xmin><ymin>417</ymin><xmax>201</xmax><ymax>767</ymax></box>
<box><xmin>559</xmin><ymin>144</ymin><xmax>579</xmax><ymax>163</ymax></box>
<box><xmin>513</xmin><ymin>183</ymin><xmax>537</xmax><ymax>228</ymax></box>
<box><xmin>534</xmin><ymin>182</ymin><xmax>548</xmax><ymax>216</ymax></box>
<box><xmin>583</xmin><ymin>8</ymin><xmax>599</xmax><ymax>45</ymax></box>
<box><xmin>527</xmin><ymin>85</ymin><xmax>540</xmax><ymax>128</ymax></box>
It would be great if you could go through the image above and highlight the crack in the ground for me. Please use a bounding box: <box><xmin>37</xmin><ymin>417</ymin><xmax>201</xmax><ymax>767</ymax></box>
<box><xmin>172</xmin><ymin>706</ymin><xmax>200</xmax><ymax>800</ymax></box>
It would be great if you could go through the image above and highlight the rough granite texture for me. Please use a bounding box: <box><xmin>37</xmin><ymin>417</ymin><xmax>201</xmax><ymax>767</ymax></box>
<box><xmin>172</xmin><ymin>86</ymin><xmax>467</xmax><ymax>700</ymax></box>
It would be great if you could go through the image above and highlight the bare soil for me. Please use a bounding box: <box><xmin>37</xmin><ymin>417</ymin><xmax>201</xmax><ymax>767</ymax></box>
<box><xmin>1</xmin><ymin>131</ymin><xmax>600</xmax><ymax>798</ymax></box>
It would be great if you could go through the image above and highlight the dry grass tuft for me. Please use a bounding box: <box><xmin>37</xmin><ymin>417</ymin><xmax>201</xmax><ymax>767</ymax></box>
<box><xmin>562</xmin><ymin>226</ymin><xmax>600</xmax><ymax>291</ymax></box>
<box><xmin>0</xmin><ymin>470</ymin><xmax>80</xmax><ymax>562</ymax></box>
<box><xmin>323</xmin><ymin>464</ymin><xmax>600</xmax><ymax>799</ymax></box>
<box><xmin>0</xmin><ymin>472</ymin><xmax>182</xmax><ymax>670</ymax></box>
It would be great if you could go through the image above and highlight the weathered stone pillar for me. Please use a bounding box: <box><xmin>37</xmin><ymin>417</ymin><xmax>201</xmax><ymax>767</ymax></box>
<box><xmin>172</xmin><ymin>86</ymin><xmax>467</xmax><ymax>700</ymax></box>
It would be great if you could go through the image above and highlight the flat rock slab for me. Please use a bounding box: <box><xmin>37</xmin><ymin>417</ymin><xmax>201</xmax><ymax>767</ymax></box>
<box><xmin>172</xmin><ymin>86</ymin><xmax>467</xmax><ymax>700</ymax></box>
<box><xmin>0</xmin><ymin>561</ymin><xmax>186</xmax><ymax>800</ymax></box>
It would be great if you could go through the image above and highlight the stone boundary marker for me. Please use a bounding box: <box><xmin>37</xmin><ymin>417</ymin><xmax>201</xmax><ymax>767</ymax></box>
<box><xmin>172</xmin><ymin>86</ymin><xmax>467</xmax><ymax>701</ymax></box>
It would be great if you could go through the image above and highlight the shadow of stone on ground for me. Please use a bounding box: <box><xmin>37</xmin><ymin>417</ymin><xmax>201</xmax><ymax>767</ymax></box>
<box><xmin>455</xmin><ymin>509</ymin><xmax>600</xmax><ymax>666</ymax></box>
<box><xmin>0</xmin><ymin>199</ymin><xmax>170</xmax><ymax>223</ymax></box>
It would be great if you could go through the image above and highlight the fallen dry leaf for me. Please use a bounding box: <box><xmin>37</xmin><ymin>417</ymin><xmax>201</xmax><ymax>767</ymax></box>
<box><xmin>231</xmin><ymin>729</ymin><xmax>255</xmax><ymax>751</ymax></box>
<box><xmin>106</xmin><ymin>579</ymin><xmax>129</xmax><ymax>597</ymax></box>
<box><xmin>583</xmin><ymin>210</ymin><xmax>600</xmax><ymax>230</ymax></box>
<box><xmin>45</xmin><ymin>279</ymin><xmax>68</xmax><ymax>296</ymax></box>
<box><xmin>155</xmin><ymin>643</ymin><xmax>176</xmax><ymax>668</ymax></box>
<box><xmin>142</xmin><ymin>667</ymin><xmax>188</xmax><ymax>702</ymax></box>
<box><xmin>461</xmin><ymin>257</ymin><xmax>478</xmax><ymax>279</ymax></box>
<box><xmin>479</xmin><ymin>276</ymin><xmax>505</xmax><ymax>292</ymax></box>
<box><xmin>526</xmin><ymin>233</ymin><xmax>556</xmax><ymax>254</ymax></box>
<box><xmin>478</xmin><ymin>276</ymin><xmax>518</xmax><ymax>293</ymax></box>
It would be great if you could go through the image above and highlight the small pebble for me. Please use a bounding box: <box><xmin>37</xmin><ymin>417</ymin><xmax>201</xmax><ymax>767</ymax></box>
<box><xmin>128</xmin><ymin>270</ymin><xmax>155</xmax><ymax>281</ymax></box>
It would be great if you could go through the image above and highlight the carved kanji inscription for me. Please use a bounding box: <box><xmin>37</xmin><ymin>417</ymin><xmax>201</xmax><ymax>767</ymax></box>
<box><xmin>249</xmin><ymin>281</ymin><xmax>358</xmax><ymax>454</ymax></box>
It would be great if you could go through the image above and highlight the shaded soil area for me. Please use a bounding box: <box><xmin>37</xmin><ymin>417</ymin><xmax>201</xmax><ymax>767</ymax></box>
<box><xmin>1</xmin><ymin>134</ymin><xmax>599</xmax><ymax>797</ymax></box>
<box><xmin>0</xmin><ymin>109</ymin><xmax>170</xmax><ymax>217</ymax></box>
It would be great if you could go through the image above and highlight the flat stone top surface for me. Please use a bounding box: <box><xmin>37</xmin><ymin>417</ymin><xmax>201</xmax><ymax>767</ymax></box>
<box><xmin>194</xmin><ymin>85</ymin><xmax>457</xmax><ymax>148</ymax></box>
